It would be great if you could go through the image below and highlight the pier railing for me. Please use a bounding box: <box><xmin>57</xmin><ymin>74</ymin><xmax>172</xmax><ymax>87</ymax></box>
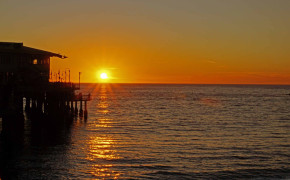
<box><xmin>49</xmin><ymin>82</ymin><xmax>80</xmax><ymax>90</ymax></box>
<box><xmin>74</xmin><ymin>93</ymin><xmax>91</xmax><ymax>101</ymax></box>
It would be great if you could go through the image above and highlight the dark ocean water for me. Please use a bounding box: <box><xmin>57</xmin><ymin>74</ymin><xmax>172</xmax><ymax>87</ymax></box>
<box><xmin>1</xmin><ymin>84</ymin><xmax>290</xmax><ymax>179</ymax></box>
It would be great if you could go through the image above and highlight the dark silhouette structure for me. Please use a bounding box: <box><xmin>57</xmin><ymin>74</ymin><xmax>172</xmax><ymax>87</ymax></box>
<box><xmin>0</xmin><ymin>42</ymin><xmax>90</xmax><ymax>134</ymax></box>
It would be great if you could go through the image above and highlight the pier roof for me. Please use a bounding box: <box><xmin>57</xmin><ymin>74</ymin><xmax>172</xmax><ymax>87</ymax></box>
<box><xmin>0</xmin><ymin>42</ymin><xmax>66</xmax><ymax>59</ymax></box>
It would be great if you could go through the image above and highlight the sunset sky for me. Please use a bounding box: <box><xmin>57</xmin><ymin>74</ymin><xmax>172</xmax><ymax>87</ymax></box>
<box><xmin>1</xmin><ymin>0</ymin><xmax>290</xmax><ymax>84</ymax></box>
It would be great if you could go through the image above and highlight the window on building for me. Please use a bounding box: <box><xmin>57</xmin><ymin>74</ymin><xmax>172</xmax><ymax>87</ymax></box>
<box><xmin>42</xmin><ymin>58</ymin><xmax>49</xmax><ymax>64</ymax></box>
<box><xmin>33</xmin><ymin>59</ymin><xmax>38</xmax><ymax>64</ymax></box>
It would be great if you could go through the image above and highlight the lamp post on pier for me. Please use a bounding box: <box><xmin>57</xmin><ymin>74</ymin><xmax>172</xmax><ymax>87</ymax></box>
<box><xmin>79</xmin><ymin>72</ymin><xmax>81</xmax><ymax>89</ymax></box>
<box><xmin>65</xmin><ymin>68</ymin><xmax>70</xmax><ymax>83</ymax></box>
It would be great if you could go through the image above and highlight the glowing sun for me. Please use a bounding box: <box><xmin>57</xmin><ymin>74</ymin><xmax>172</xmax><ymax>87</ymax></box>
<box><xmin>100</xmin><ymin>73</ymin><xmax>108</xmax><ymax>79</ymax></box>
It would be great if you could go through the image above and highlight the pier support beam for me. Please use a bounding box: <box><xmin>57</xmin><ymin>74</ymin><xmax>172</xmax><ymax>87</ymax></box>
<box><xmin>71</xmin><ymin>101</ymin><xmax>74</xmax><ymax>112</ymax></box>
<box><xmin>37</xmin><ymin>99</ymin><xmax>43</xmax><ymax>113</ymax></box>
<box><xmin>74</xmin><ymin>101</ymin><xmax>78</xmax><ymax>115</ymax></box>
<box><xmin>79</xmin><ymin>100</ymin><xmax>83</xmax><ymax>117</ymax></box>
<box><xmin>32</xmin><ymin>99</ymin><xmax>37</xmax><ymax>112</ymax></box>
<box><xmin>25</xmin><ymin>97</ymin><xmax>30</xmax><ymax>112</ymax></box>
<box><xmin>84</xmin><ymin>101</ymin><xmax>88</xmax><ymax>120</ymax></box>
<box><xmin>44</xmin><ymin>100</ymin><xmax>48</xmax><ymax>114</ymax></box>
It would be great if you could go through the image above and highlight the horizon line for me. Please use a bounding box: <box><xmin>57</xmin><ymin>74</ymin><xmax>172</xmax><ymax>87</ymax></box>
<box><xmin>67</xmin><ymin>82</ymin><xmax>290</xmax><ymax>86</ymax></box>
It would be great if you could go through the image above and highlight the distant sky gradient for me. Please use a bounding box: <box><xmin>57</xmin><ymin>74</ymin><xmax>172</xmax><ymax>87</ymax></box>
<box><xmin>1</xmin><ymin>0</ymin><xmax>290</xmax><ymax>84</ymax></box>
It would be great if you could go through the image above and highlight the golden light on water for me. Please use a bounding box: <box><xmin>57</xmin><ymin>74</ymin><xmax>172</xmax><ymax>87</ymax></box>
<box><xmin>90</xmin><ymin>164</ymin><xmax>121</xmax><ymax>179</ymax></box>
<box><xmin>86</xmin><ymin>84</ymin><xmax>122</xmax><ymax>178</ymax></box>
<box><xmin>87</xmin><ymin>135</ymin><xmax>121</xmax><ymax>178</ymax></box>
<box><xmin>88</xmin><ymin>136</ymin><xmax>119</xmax><ymax>160</ymax></box>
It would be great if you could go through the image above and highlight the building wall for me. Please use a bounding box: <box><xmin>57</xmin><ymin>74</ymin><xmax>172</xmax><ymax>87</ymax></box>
<box><xmin>0</xmin><ymin>53</ymin><xmax>50</xmax><ymax>86</ymax></box>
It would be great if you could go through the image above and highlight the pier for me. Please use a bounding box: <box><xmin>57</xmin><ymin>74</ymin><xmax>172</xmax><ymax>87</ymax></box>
<box><xmin>0</xmin><ymin>42</ymin><xmax>90</xmax><ymax>137</ymax></box>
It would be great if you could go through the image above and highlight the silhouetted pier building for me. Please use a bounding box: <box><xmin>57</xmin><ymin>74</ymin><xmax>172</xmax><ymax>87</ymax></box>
<box><xmin>0</xmin><ymin>42</ymin><xmax>90</xmax><ymax>133</ymax></box>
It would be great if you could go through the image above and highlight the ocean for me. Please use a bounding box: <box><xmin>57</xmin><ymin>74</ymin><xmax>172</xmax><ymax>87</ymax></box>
<box><xmin>1</xmin><ymin>84</ymin><xmax>290</xmax><ymax>179</ymax></box>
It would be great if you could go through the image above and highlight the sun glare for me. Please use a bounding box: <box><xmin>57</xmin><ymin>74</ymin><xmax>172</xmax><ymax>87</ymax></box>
<box><xmin>100</xmin><ymin>73</ymin><xmax>108</xmax><ymax>79</ymax></box>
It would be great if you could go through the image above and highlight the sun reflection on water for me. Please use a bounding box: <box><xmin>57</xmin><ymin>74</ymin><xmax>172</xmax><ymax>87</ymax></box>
<box><xmin>87</xmin><ymin>136</ymin><xmax>119</xmax><ymax>160</ymax></box>
<box><xmin>94</xmin><ymin>118</ymin><xmax>113</xmax><ymax>128</ymax></box>
<box><xmin>97</xmin><ymin>86</ymin><xmax>110</xmax><ymax>114</ymax></box>
<box><xmin>86</xmin><ymin>84</ymin><xmax>122</xmax><ymax>178</ymax></box>
<box><xmin>90</xmin><ymin>164</ymin><xmax>121</xmax><ymax>179</ymax></box>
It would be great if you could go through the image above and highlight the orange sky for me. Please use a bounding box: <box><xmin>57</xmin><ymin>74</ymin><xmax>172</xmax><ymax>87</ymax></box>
<box><xmin>1</xmin><ymin>0</ymin><xmax>290</xmax><ymax>84</ymax></box>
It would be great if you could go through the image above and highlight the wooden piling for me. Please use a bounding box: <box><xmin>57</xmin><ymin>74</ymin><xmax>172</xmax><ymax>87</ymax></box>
<box><xmin>79</xmin><ymin>100</ymin><xmax>83</xmax><ymax>117</ymax></box>
<box><xmin>25</xmin><ymin>97</ymin><xmax>30</xmax><ymax>111</ymax></box>
<box><xmin>70</xmin><ymin>101</ymin><xmax>74</xmax><ymax>111</ymax></box>
<box><xmin>32</xmin><ymin>99</ymin><xmax>36</xmax><ymax>111</ymax></box>
<box><xmin>74</xmin><ymin>101</ymin><xmax>78</xmax><ymax>115</ymax></box>
<box><xmin>84</xmin><ymin>101</ymin><xmax>88</xmax><ymax>119</ymax></box>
